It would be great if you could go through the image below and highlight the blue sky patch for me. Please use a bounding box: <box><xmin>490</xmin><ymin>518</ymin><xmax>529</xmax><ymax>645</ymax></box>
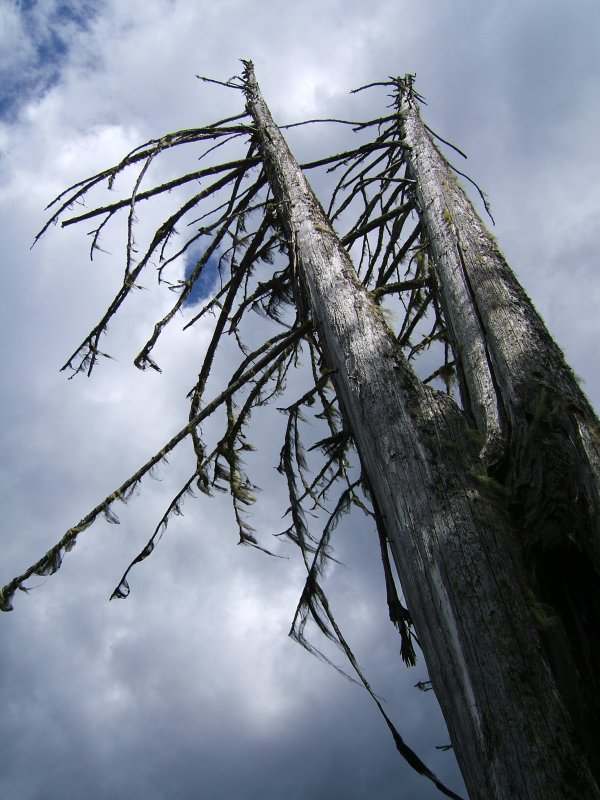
<box><xmin>183</xmin><ymin>248</ymin><xmax>220</xmax><ymax>306</ymax></box>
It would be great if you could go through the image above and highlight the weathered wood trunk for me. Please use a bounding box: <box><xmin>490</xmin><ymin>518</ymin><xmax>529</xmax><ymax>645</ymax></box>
<box><xmin>399</xmin><ymin>77</ymin><xmax>600</xmax><ymax>783</ymax></box>
<box><xmin>243</xmin><ymin>64</ymin><xmax>600</xmax><ymax>800</ymax></box>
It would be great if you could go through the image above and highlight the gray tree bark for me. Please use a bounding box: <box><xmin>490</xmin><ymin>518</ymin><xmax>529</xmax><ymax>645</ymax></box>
<box><xmin>243</xmin><ymin>64</ymin><xmax>599</xmax><ymax>800</ymax></box>
<box><xmin>399</xmin><ymin>76</ymin><xmax>600</xmax><ymax>783</ymax></box>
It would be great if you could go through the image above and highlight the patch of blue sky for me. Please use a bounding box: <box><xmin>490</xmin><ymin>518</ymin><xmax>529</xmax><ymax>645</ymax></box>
<box><xmin>0</xmin><ymin>0</ymin><xmax>101</xmax><ymax>119</ymax></box>
<box><xmin>183</xmin><ymin>246</ymin><xmax>220</xmax><ymax>306</ymax></box>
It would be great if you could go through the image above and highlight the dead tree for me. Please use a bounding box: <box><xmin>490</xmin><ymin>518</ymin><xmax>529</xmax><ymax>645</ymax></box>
<box><xmin>2</xmin><ymin>64</ymin><xmax>599</xmax><ymax>800</ymax></box>
<box><xmin>396</xmin><ymin>74</ymin><xmax>600</xmax><ymax>787</ymax></box>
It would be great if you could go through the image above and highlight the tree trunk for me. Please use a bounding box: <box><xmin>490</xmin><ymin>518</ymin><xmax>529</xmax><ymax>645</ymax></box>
<box><xmin>243</xmin><ymin>64</ymin><xmax>599</xmax><ymax>800</ymax></box>
<box><xmin>399</xmin><ymin>77</ymin><xmax>600</xmax><ymax>782</ymax></box>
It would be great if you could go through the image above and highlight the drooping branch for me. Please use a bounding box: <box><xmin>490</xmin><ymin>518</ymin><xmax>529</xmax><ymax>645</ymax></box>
<box><xmin>35</xmin><ymin>120</ymin><xmax>252</xmax><ymax>242</ymax></box>
<box><xmin>0</xmin><ymin>317</ymin><xmax>313</xmax><ymax>612</ymax></box>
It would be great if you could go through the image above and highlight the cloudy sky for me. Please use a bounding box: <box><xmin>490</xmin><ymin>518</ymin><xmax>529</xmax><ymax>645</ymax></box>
<box><xmin>1</xmin><ymin>2</ymin><xmax>599</xmax><ymax>799</ymax></box>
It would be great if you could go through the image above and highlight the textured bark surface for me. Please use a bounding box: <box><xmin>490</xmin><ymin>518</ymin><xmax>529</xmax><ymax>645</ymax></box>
<box><xmin>400</xmin><ymin>87</ymin><xmax>600</xmax><ymax>779</ymax></box>
<box><xmin>244</xmin><ymin>65</ymin><xmax>600</xmax><ymax>800</ymax></box>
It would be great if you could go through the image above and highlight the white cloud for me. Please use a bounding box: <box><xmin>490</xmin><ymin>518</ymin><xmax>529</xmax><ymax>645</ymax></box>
<box><xmin>0</xmin><ymin>2</ymin><xmax>33</xmax><ymax>74</ymax></box>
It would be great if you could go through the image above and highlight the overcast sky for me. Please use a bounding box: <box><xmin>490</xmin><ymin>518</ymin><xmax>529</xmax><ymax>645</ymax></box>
<box><xmin>1</xmin><ymin>2</ymin><xmax>599</xmax><ymax>799</ymax></box>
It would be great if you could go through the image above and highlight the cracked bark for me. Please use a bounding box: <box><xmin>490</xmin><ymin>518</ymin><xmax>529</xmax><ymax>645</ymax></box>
<box><xmin>400</xmin><ymin>83</ymin><xmax>600</xmax><ymax>791</ymax></box>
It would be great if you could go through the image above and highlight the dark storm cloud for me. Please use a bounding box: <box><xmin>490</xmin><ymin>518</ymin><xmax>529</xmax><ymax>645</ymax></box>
<box><xmin>0</xmin><ymin>1</ymin><xmax>598</xmax><ymax>799</ymax></box>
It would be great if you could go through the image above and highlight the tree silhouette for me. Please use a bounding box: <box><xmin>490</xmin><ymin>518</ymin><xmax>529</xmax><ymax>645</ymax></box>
<box><xmin>2</xmin><ymin>63</ymin><xmax>599</xmax><ymax>800</ymax></box>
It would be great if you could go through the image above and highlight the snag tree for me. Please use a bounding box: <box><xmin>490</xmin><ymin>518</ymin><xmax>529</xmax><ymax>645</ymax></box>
<box><xmin>2</xmin><ymin>64</ymin><xmax>599</xmax><ymax>800</ymax></box>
